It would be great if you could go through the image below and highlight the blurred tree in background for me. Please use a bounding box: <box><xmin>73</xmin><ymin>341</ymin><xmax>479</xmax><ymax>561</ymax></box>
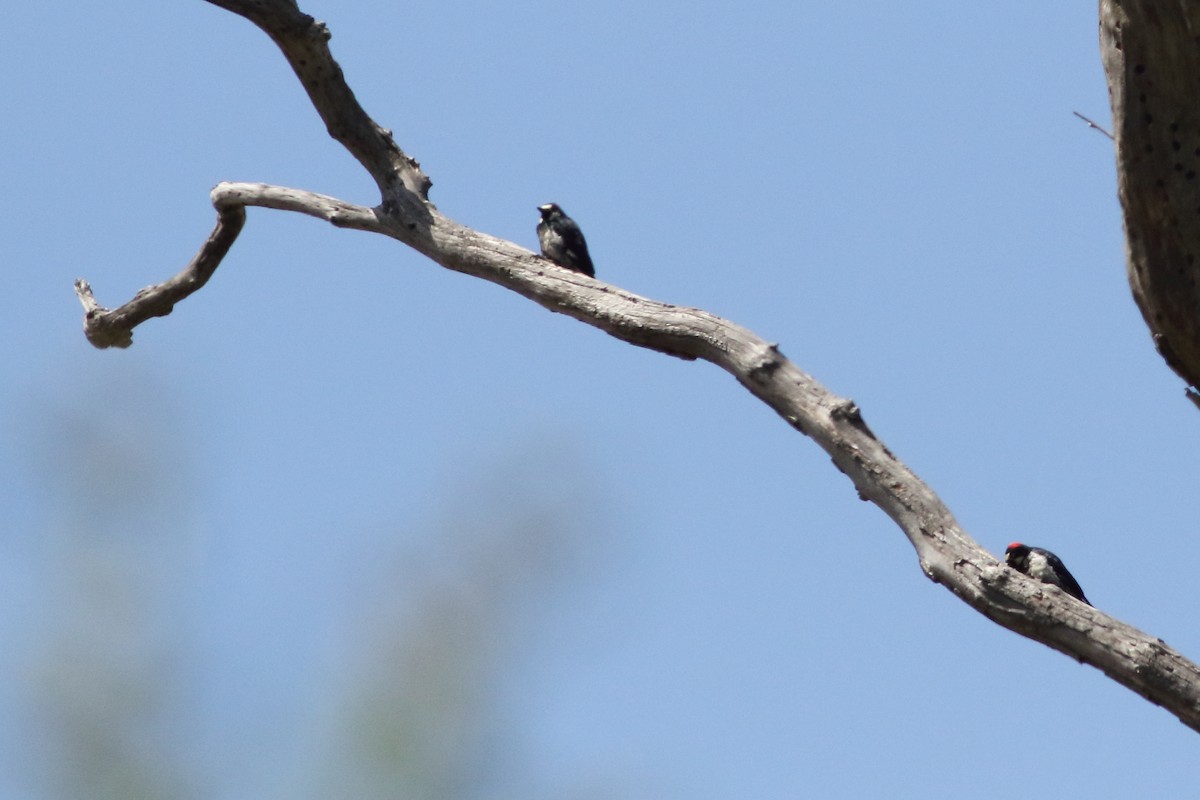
<box><xmin>18</xmin><ymin>367</ymin><xmax>599</xmax><ymax>800</ymax></box>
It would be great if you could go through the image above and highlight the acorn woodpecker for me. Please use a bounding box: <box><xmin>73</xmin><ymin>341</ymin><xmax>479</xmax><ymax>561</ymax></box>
<box><xmin>1004</xmin><ymin>542</ymin><xmax>1090</xmax><ymax>605</ymax></box>
<box><xmin>537</xmin><ymin>203</ymin><xmax>595</xmax><ymax>277</ymax></box>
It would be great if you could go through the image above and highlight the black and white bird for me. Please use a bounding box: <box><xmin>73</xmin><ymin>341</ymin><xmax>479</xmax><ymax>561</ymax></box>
<box><xmin>536</xmin><ymin>203</ymin><xmax>595</xmax><ymax>277</ymax></box>
<box><xmin>1004</xmin><ymin>542</ymin><xmax>1090</xmax><ymax>605</ymax></box>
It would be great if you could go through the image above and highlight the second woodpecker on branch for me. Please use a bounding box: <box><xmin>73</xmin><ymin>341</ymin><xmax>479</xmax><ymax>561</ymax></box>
<box><xmin>537</xmin><ymin>203</ymin><xmax>595</xmax><ymax>278</ymax></box>
<box><xmin>1004</xmin><ymin>542</ymin><xmax>1091</xmax><ymax>605</ymax></box>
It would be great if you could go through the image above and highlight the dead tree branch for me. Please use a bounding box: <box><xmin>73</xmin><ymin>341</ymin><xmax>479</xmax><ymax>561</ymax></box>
<box><xmin>74</xmin><ymin>0</ymin><xmax>1200</xmax><ymax>731</ymax></box>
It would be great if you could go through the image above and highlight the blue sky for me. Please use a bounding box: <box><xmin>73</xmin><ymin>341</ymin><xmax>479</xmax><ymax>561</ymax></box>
<box><xmin>4</xmin><ymin>2</ymin><xmax>1199</xmax><ymax>798</ymax></box>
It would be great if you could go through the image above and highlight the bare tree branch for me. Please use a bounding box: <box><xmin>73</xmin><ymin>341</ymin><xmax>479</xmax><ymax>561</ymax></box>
<box><xmin>74</xmin><ymin>200</ymin><xmax>245</xmax><ymax>349</ymax></box>
<box><xmin>74</xmin><ymin>0</ymin><xmax>1200</xmax><ymax>731</ymax></box>
<box><xmin>204</xmin><ymin>0</ymin><xmax>430</xmax><ymax>204</ymax></box>
<box><xmin>73</xmin><ymin>183</ymin><xmax>378</xmax><ymax>348</ymax></box>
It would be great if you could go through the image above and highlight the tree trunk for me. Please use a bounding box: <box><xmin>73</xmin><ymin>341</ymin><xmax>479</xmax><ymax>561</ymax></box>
<box><xmin>1101</xmin><ymin>0</ymin><xmax>1200</xmax><ymax>402</ymax></box>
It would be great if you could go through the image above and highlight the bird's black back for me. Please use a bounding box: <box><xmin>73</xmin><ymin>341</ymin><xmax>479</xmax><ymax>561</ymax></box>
<box><xmin>537</xmin><ymin>204</ymin><xmax>595</xmax><ymax>277</ymax></box>
<box><xmin>1037</xmin><ymin>548</ymin><xmax>1090</xmax><ymax>605</ymax></box>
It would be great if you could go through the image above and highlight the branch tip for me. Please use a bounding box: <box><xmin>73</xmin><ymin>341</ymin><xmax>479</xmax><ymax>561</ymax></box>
<box><xmin>73</xmin><ymin>278</ymin><xmax>99</xmax><ymax>312</ymax></box>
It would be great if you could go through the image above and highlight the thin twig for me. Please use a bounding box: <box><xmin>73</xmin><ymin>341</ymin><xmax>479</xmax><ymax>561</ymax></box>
<box><xmin>1073</xmin><ymin>110</ymin><xmax>1114</xmax><ymax>140</ymax></box>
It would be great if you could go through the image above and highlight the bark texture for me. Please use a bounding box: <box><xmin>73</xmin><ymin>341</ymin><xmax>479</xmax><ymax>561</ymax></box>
<box><xmin>74</xmin><ymin>0</ymin><xmax>1200</xmax><ymax>731</ymax></box>
<box><xmin>1100</xmin><ymin>1</ymin><xmax>1200</xmax><ymax>400</ymax></box>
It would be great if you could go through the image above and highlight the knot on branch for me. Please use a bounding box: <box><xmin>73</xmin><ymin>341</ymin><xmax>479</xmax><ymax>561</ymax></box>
<box><xmin>748</xmin><ymin>342</ymin><xmax>783</xmax><ymax>383</ymax></box>
<box><xmin>830</xmin><ymin>399</ymin><xmax>863</xmax><ymax>424</ymax></box>
<box><xmin>831</xmin><ymin>399</ymin><xmax>876</xmax><ymax>438</ymax></box>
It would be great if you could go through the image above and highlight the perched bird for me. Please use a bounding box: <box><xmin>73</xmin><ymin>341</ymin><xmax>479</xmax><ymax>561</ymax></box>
<box><xmin>1004</xmin><ymin>542</ymin><xmax>1090</xmax><ymax>605</ymax></box>
<box><xmin>537</xmin><ymin>203</ymin><xmax>595</xmax><ymax>277</ymax></box>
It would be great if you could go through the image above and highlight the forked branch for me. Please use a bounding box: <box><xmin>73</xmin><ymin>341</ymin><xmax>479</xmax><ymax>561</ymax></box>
<box><xmin>74</xmin><ymin>0</ymin><xmax>1200</xmax><ymax>731</ymax></box>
